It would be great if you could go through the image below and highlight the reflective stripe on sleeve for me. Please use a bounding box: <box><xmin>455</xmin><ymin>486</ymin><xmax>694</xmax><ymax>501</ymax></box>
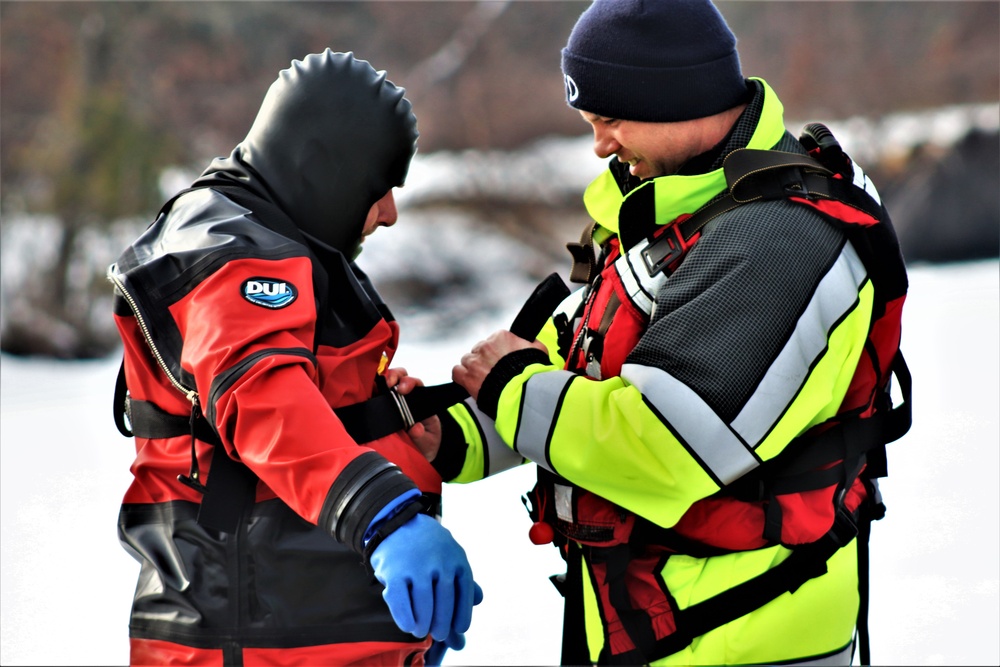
<box><xmin>463</xmin><ymin>397</ymin><xmax>525</xmax><ymax>478</ymax></box>
<box><xmin>512</xmin><ymin>369</ymin><xmax>577</xmax><ymax>473</ymax></box>
<box><xmin>620</xmin><ymin>242</ymin><xmax>869</xmax><ymax>485</ymax></box>
<box><xmin>621</xmin><ymin>363</ymin><xmax>759</xmax><ymax>486</ymax></box>
<box><xmin>730</xmin><ymin>242</ymin><xmax>868</xmax><ymax>445</ymax></box>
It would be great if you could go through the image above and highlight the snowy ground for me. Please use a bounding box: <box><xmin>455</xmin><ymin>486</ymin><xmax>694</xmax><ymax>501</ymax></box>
<box><xmin>1</xmin><ymin>259</ymin><xmax>998</xmax><ymax>666</ymax></box>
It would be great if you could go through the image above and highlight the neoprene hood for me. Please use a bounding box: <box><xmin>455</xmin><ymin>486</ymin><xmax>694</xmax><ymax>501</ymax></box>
<box><xmin>196</xmin><ymin>50</ymin><xmax>419</xmax><ymax>255</ymax></box>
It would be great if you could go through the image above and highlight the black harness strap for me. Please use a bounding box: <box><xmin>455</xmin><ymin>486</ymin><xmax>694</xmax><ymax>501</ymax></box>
<box><xmin>856</xmin><ymin>498</ymin><xmax>880</xmax><ymax>667</ymax></box>
<box><xmin>645</xmin><ymin>507</ymin><xmax>861</xmax><ymax>663</ymax></box>
<box><xmin>510</xmin><ymin>272</ymin><xmax>572</xmax><ymax>340</ymax></box>
<box><xmin>559</xmin><ymin>544</ymin><xmax>592</xmax><ymax>666</ymax></box>
<box><xmin>725</xmin><ymin>350</ymin><xmax>910</xmax><ymax>506</ymax></box>
<box><xmin>195</xmin><ymin>437</ymin><xmax>259</xmax><ymax>533</ymax></box>
<box><xmin>335</xmin><ymin>382</ymin><xmax>470</xmax><ymax>442</ymax></box>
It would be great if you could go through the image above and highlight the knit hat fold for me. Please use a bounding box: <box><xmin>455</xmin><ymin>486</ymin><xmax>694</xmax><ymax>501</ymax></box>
<box><xmin>561</xmin><ymin>0</ymin><xmax>747</xmax><ymax>122</ymax></box>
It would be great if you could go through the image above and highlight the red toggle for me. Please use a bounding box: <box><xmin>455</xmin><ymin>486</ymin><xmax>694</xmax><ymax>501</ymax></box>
<box><xmin>528</xmin><ymin>521</ymin><xmax>555</xmax><ymax>545</ymax></box>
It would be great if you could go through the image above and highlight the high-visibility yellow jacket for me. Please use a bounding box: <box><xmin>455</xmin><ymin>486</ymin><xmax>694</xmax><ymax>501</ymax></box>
<box><xmin>435</xmin><ymin>78</ymin><xmax>907</xmax><ymax>665</ymax></box>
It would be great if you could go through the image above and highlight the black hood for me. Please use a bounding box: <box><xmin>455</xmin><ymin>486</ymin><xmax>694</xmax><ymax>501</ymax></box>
<box><xmin>193</xmin><ymin>50</ymin><xmax>418</xmax><ymax>255</ymax></box>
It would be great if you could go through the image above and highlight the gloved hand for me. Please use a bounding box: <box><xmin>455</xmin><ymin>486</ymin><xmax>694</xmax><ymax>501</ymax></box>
<box><xmin>369</xmin><ymin>512</ymin><xmax>484</xmax><ymax>643</ymax></box>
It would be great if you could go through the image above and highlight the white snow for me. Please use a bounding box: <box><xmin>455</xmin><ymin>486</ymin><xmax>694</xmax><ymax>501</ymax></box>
<box><xmin>1</xmin><ymin>258</ymin><xmax>998</xmax><ymax>666</ymax></box>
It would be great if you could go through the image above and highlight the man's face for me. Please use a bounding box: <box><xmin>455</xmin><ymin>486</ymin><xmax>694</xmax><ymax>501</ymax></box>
<box><xmin>361</xmin><ymin>189</ymin><xmax>399</xmax><ymax>241</ymax></box>
<box><xmin>579</xmin><ymin>110</ymin><xmax>702</xmax><ymax>180</ymax></box>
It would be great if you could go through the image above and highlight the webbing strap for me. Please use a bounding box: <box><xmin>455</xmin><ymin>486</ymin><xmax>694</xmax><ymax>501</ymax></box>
<box><xmin>335</xmin><ymin>382</ymin><xmax>470</xmax><ymax>442</ymax></box>
<box><xmin>857</xmin><ymin>508</ymin><xmax>874</xmax><ymax>666</ymax></box>
<box><xmin>726</xmin><ymin>351</ymin><xmax>911</xmax><ymax>503</ymax></box>
<box><xmin>113</xmin><ymin>360</ymin><xmax>131</xmax><ymax>437</ymax></box>
<box><xmin>559</xmin><ymin>545</ymin><xmax>593</xmax><ymax>666</ymax></box>
<box><xmin>644</xmin><ymin>508</ymin><xmax>861</xmax><ymax>663</ymax></box>
<box><xmin>567</xmin><ymin>222</ymin><xmax>598</xmax><ymax>284</ymax></box>
<box><xmin>120</xmin><ymin>369</ymin><xmax>469</xmax><ymax>447</ymax></box>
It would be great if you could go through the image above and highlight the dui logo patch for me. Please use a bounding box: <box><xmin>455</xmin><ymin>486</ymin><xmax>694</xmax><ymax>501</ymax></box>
<box><xmin>241</xmin><ymin>278</ymin><xmax>298</xmax><ymax>309</ymax></box>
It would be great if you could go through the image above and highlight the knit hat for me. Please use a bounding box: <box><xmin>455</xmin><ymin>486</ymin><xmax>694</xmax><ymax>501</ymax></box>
<box><xmin>561</xmin><ymin>0</ymin><xmax>747</xmax><ymax>122</ymax></box>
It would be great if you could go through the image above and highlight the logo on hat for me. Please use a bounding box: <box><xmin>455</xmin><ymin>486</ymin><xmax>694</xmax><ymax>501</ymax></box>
<box><xmin>564</xmin><ymin>74</ymin><xmax>579</xmax><ymax>103</ymax></box>
<box><xmin>241</xmin><ymin>278</ymin><xmax>298</xmax><ymax>309</ymax></box>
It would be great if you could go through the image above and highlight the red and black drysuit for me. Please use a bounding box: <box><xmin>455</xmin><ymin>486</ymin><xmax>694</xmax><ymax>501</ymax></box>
<box><xmin>110</xmin><ymin>52</ymin><xmax>446</xmax><ymax>665</ymax></box>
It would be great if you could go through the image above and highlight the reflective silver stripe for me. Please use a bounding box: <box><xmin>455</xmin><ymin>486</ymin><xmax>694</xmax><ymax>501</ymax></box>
<box><xmin>613</xmin><ymin>240</ymin><xmax>667</xmax><ymax>317</ymax></box>
<box><xmin>463</xmin><ymin>398</ymin><xmax>524</xmax><ymax>477</ymax></box>
<box><xmin>621</xmin><ymin>363</ymin><xmax>759</xmax><ymax>485</ymax></box>
<box><xmin>555</xmin><ymin>484</ymin><xmax>574</xmax><ymax>522</ymax></box>
<box><xmin>554</xmin><ymin>286</ymin><xmax>588</xmax><ymax>322</ymax></box>
<box><xmin>730</xmin><ymin>243</ymin><xmax>868</xmax><ymax>446</ymax></box>
<box><xmin>513</xmin><ymin>370</ymin><xmax>576</xmax><ymax>472</ymax></box>
<box><xmin>783</xmin><ymin>641</ymin><xmax>854</xmax><ymax>666</ymax></box>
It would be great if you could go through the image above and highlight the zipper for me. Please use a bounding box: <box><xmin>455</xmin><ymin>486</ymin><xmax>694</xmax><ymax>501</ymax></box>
<box><xmin>109</xmin><ymin>263</ymin><xmax>208</xmax><ymax>495</ymax></box>
<box><xmin>107</xmin><ymin>263</ymin><xmax>199</xmax><ymax>409</ymax></box>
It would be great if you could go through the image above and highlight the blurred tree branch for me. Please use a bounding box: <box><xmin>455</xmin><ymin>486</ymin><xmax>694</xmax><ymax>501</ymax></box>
<box><xmin>404</xmin><ymin>0</ymin><xmax>510</xmax><ymax>94</ymax></box>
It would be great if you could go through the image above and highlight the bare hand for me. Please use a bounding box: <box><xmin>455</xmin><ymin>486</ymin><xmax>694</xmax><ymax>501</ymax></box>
<box><xmin>452</xmin><ymin>331</ymin><xmax>548</xmax><ymax>401</ymax></box>
<box><xmin>383</xmin><ymin>367</ymin><xmax>442</xmax><ymax>462</ymax></box>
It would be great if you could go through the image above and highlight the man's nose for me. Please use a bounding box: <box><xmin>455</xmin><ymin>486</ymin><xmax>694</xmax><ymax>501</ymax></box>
<box><xmin>378</xmin><ymin>190</ymin><xmax>398</xmax><ymax>226</ymax></box>
<box><xmin>592</xmin><ymin>127</ymin><xmax>620</xmax><ymax>159</ymax></box>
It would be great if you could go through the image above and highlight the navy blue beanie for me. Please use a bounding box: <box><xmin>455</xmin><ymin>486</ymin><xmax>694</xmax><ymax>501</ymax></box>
<box><xmin>561</xmin><ymin>0</ymin><xmax>747</xmax><ymax>122</ymax></box>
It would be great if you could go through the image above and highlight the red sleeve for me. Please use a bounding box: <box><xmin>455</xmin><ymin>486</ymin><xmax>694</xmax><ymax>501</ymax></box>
<box><xmin>169</xmin><ymin>256</ymin><xmax>409</xmax><ymax>531</ymax></box>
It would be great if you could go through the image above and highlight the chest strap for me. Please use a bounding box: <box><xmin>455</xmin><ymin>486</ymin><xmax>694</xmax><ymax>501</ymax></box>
<box><xmin>114</xmin><ymin>271</ymin><xmax>570</xmax><ymax>535</ymax></box>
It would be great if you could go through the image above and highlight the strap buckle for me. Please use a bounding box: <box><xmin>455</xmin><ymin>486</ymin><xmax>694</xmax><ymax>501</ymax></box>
<box><xmin>388</xmin><ymin>388</ymin><xmax>415</xmax><ymax>430</ymax></box>
<box><xmin>640</xmin><ymin>225</ymin><xmax>685</xmax><ymax>277</ymax></box>
<box><xmin>828</xmin><ymin>505</ymin><xmax>860</xmax><ymax>549</ymax></box>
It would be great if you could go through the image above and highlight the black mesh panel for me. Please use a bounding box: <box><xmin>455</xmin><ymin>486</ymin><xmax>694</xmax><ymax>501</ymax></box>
<box><xmin>628</xmin><ymin>199</ymin><xmax>847</xmax><ymax>423</ymax></box>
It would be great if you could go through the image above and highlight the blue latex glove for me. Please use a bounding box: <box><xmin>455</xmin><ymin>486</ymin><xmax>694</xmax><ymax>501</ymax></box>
<box><xmin>369</xmin><ymin>513</ymin><xmax>484</xmax><ymax>643</ymax></box>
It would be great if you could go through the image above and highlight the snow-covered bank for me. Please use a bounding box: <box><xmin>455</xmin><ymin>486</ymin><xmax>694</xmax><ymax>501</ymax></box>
<box><xmin>3</xmin><ymin>101</ymin><xmax>997</xmax><ymax>358</ymax></box>
<box><xmin>2</xmin><ymin>259</ymin><xmax>998</xmax><ymax>666</ymax></box>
